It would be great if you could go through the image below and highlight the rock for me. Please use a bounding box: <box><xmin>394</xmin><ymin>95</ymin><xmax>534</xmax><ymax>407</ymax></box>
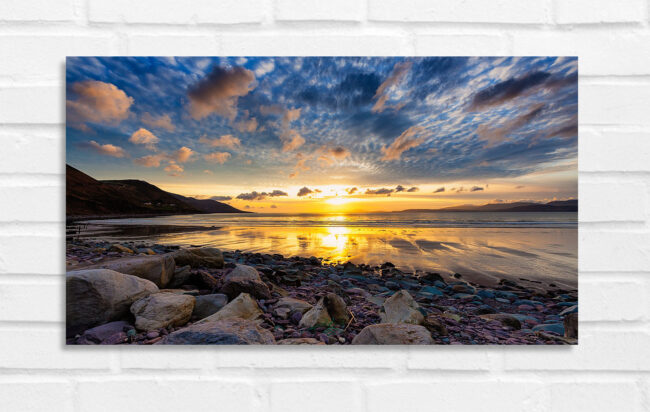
<box><xmin>476</xmin><ymin>289</ymin><xmax>496</xmax><ymax>299</ymax></box>
<box><xmin>189</xmin><ymin>270</ymin><xmax>219</xmax><ymax>291</ymax></box>
<box><xmin>532</xmin><ymin>323</ymin><xmax>564</xmax><ymax>335</ymax></box>
<box><xmin>66</xmin><ymin>269</ymin><xmax>159</xmax><ymax>336</ymax></box>
<box><xmin>479</xmin><ymin>313</ymin><xmax>522</xmax><ymax>330</ymax></box>
<box><xmin>452</xmin><ymin>284</ymin><xmax>475</xmax><ymax>294</ymax></box>
<box><xmin>277</xmin><ymin>338</ymin><xmax>325</xmax><ymax>345</ymax></box>
<box><xmin>423</xmin><ymin>315</ymin><xmax>448</xmax><ymax>336</ymax></box>
<box><xmin>564</xmin><ymin>312</ymin><xmax>578</xmax><ymax>339</ymax></box>
<box><xmin>272</xmin><ymin>297</ymin><xmax>313</xmax><ymax>319</ymax></box>
<box><xmin>75</xmin><ymin>321</ymin><xmax>132</xmax><ymax>344</ymax></box>
<box><xmin>299</xmin><ymin>297</ymin><xmax>332</xmax><ymax>329</ymax></box>
<box><xmin>130</xmin><ymin>292</ymin><xmax>195</xmax><ymax>331</ymax></box>
<box><xmin>83</xmin><ymin>254</ymin><xmax>176</xmax><ymax>287</ymax></box>
<box><xmin>109</xmin><ymin>244</ymin><xmax>133</xmax><ymax>253</ymax></box>
<box><xmin>380</xmin><ymin>290</ymin><xmax>424</xmax><ymax>325</ymax></box>
<box><xmin>324</xmin><ymin>293</ymin><xmax>349</xmax><ymax>325</ymax></box>
<box><xmin>199</xmin><ymin>293</ymin><xmax>262</xmax><ymax>322</ymax></box>
<box><xmin>160</xmin><ymin>318</ymin><xmax>276</xmax><ymax>344</ymax></box>
<box><xmin>171</xmin><ymin>247</ymin><xmax>224</xmax><ymax>269</ymax></box>
<box><xmin>419</xmin><ymin>286</ymin><xmax>443</xmax><ymax>296</ymax></box>
<box><xmin>559</xmin><ymin>305</ymin><xmax>578</xmax><ymax>316</ymax></box>
<box><xmin>191</xmin><ymin>293</ymin><xmax>229</xmax><ymax>320</ymax></box>
<box><xmin>220</xmin><ymin>265</ymin><xmax>271</xmax><ymax>300</ymax></box>
<box><xmin>421</xmin><ymin>272</ymin><xmax>444</xmax><ymax>283</ymax></box>
<box><xmin>385</xmin><ymin>281</ymin><xmax>400</xmax><ymax>291</ymax></box>
<box><xmin>167</xmin><ymin>265</ymin><xmax>191</xmax><ymax>288</ymax></box>
<box><xmin>352</xmin><ymin>323</ymin><xmax>434</xmax><ymax>345</ymax></box>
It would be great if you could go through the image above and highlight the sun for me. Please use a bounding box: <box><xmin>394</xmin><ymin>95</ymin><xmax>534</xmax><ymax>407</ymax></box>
<box><xmin>325</xmin><ymin>197</ymin><xmax>349</xmax><ymax>206</ymax></box>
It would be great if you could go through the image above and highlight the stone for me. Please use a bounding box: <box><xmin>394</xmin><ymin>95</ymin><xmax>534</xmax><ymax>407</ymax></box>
<box><xmin>160</xmin><ymin>318</ymin><xmax>275</xmax><ymax>344</ymax></box>
<box><xmin>191</xmin><ymin>294</ymin><xmax>229</xmax><ymax>320</ymax></box>
<box><xmin>220</xmin><ymin>265</ymin><xmax>271</xmax><ymax>300</ymax></box>
<box><xmin>189</xmin><ymin>270</ymin><xmax>219</xmax><ymax>291</ymax></box>
<box><xmin>66</xmin><ymin>269</ymin><xmax>159</xmax><ymax>336</ymax></box>
<box><xmin>167</xmin><ymin>265</ymin><xmax>191</xmax><ymax>288</ymax></box>
<box><xmin>324</xmin><ymin>293</ymin><xmax>349</xmax><ymax>325</ymax></box>
<box><xmin>380</xmin><ymin>290</ymin><xmax>424</xmax><ymax>325</ymax></box>
<box><xmin>419</xmin><ymin>286</ymin><xmax>443</xmax><ymax>296</ymax></box>
<box><xmin>532</xmin><ymin>323</ymin><xmax>564</xmax><ymax>335</ymax></box>
<box><xmin>83</xmin><ymin>254</ymin><xmax>176</xmax><ymax>287</ymax></box>
<box><xmin>479</xmin><ymin>313</ymin><xmax>522</xmax><ymax>330</ymax></box>
<box><xmin>385</xmin><ymin>281</ymin><xmax>400</xmax><ymax>290</ymax></box>
<box><xmin>171</xmin><ymin>247</ymin><xmax>224</xmax><ymax>269</ymax></box>
<box><xmin>564</xmin><ymin>312</ymin><xmax>578</xmax><ymax>339</ymax></box>
<box><xmin>130</xmin><ymin>292</ymin><xmax>195</xmax><ymax>331</ymax></box>
<box><xmin>423</xmin><ymin>315</ymin><xmax>448</xmax><ymax>336</ymax></box>
<box><xmin>559</xmin><ymin>305</ymin><xmax>578</xmax><ymax>316</ymax></box>
<box><xmin>352</xmin><ymin>323</ymin><xmax>434</xmax><ymax>345</ymax></box>
<box><xmin>109</xmin><ymin>244</ymin><xmax>133</xmax><ymax>253</ymax></box>
<box><xmin>277</xmin><ymin>338</ymin><xmax>325</xmax><ymax>345</ymax></box>
<box><xmin>299</xmin><ymin>297</ymin><xmax>332</xmax><ymax>329</ymax></box>
<box><xmin>421</xmin><ymin>272</ymin><xmax>444</xmax><ymax>283</ymax></box>
<box><xmin>199</xmin><ymin>293</ymin><xmax>262</xmax><ymax>322</ymax></box>
<box><xmin>272</xmin><ymin>297</ymin><xmax>313</xmax><ymax>319</ymax></box>
<box><xmin>75</xmin><ymin>321</ymin><xmax>132</xmax><ymax>344</ymax></box>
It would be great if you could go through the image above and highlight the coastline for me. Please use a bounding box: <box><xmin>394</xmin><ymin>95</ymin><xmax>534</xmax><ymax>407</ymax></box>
<box><xmin>66</xmin><ymin>239</ymin><xmax>578</xmax><ymax>345</ymax></box>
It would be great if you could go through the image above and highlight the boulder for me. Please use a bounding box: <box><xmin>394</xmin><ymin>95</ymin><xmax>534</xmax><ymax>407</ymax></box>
<box><xmin>272</xmin><ymin>297</ymin><xmax>312</xmax><ymax>319</ymax></box>
<box><xmin>109</xmin><ymin>244</ymin><xmax>133</xmax><ymax>253</ymax></box>
<box><xmin>192</xmin><ymin>294</ymin><xmax>229</xmax><ymax>320</ymax></box>
<box><xmin>564</xmin><ymin>312</ymin><xmax>578</xmax><ymax>339</ymax></box>
<box><xmin>66</xmin><ymin>269</ymin><xmax>159</xmax><ymax>336</ymax></box>
<box><xmin>380</xmin><ymin>290</ymin><xmax>424</xmax><ymax>325</ymax></box>
<box><xmin>130</xmin><ymin>292</ymin><xmax>195</xmax><ymax>331</ymax></box>
<box><xmin>298</xmin><ymin>297</ymin><xmax>332</xmax><ymax>329</ymax></box>
<box><xmin>171</xmin><ymin>247</ymin><xmax>224</xmax><ymax>269</ymax></box>
<box><xmin>189</xmin><ymin>270</ymin><xmax>219</xmax><ymax>291</ymax></box>
<box><xmin>167</xmin><ymin>265</ymin><xmax>191</xmax><ymax>288</ymax></box>
<box><xmin>352</xmin><ymin>323</ymin><xmax>434</xmax><ymax>345</ymax></box>
<box><xmin>220</xmin><ymin>265</ymin><xmax>271</xmax><ymax>300</ymax></box>
<box><xmin>83</xmin><ymin>254</ymin><xmax>175</xmax><ymax>287</ymax></box>
<box><xmin>160</xmin><ymin>318</ymin><xmax>275</xmax><ymax>344</ymax></box>
<box><xmin>277</xmin><ymin>338</ymin><xmax>325</xmax><ymax>345</ymax></box>
<box><xmin>479</xmin><ymin>313</ymin><xmax>522</xmax><ymax>330</ymax></box>
<box><xmin>423</xmin><ymin>315</ymin><xmax>448</xmax><ymax>336</ymax></box>
<box><xmin>324</xmin><ymin>293</ymin><xmax>349</xmax><ymax>325</ymax></box>
<box><xmin>198</xmin><ymin>293</ymin><xmax>261</xmax><ymax>322</ymax></box>
<box><xmin>75</xmin><ymin>321</ymin><xmax>133</xmax><ymax>344</ymax></box>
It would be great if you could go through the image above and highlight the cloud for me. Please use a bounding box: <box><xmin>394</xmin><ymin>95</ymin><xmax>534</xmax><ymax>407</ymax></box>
<box><xmin>395</xmin><ymin>185</ymin><xmax>405</xmax><ymax>192</ymax></box>
<box><xmin>381</xmin><ymin>126</ymin><xmax>427</xmax><ymax>161</ymax></box>
<box><xmin>470</xmin><ymin>186</ymin><xmax>484</xmax><ymax>192</ymax></box>
<box><xmin>259</xmin><ymin>104</ymin><xmax>284</xmax><ymax>116</ymax></box>
<box><xmin>469</xmin><ymin>71</ymin><xmax>552</xmax><ymax>110</ymax></box>
<box><xmin>365</xmin><ymin>188</ymin><xmax>394</xmax><ymax>196</ymax></box>
<box><xmin>280</xmin><ymin>129</ymin><xmax>305</xmax><ymax>152</ymax></box>
<box><xmin>372</xmin><ymin>61</ymin><xmax>412</xmax><ymax>113</ymax></box>
<box><xmin>129</xmin><ymin>128</ymin><xmax>159</xmax><ymax>151</ymax></box>
<box><xmin>164</xmin><ymin>161</ymin><xmax>183</xmax><ymax>174</ymax></box>
<box><xmin>269</xmin><ymin>190</ymin><xmax>288</xmax><ymax>197</ymax></box>
<box><xmin>289</xmin><ymin>153</ymin><xmax>312</xmax><ymax>178</ymax></box>
<box><xmin>255</xmin><ymin>60</ymin><xmax>275</xmax><ymax>77</ymax></box>
<box><xmin>515</xmin><ymin>185</ymin><xmax>525</xmax><ymax>189</ymax></box>
<box><xmin>270</xmin><ymin>204</ymin><xmax>277</xmax><ymax>209</ymax></box>
<box><xmin>79</xmin><ymin>140</ymin><xmax>127</xmax><ymax>158</ymax></box>
<box><xmin>346</xmin><ymin>187</ymin><xmax>357</xmax><ymax>194</ymax></box>
<box><xmin>477</xmin><ymin>103</ymin><xmax>545</xmax><ymax>147</ymax></box>
<box><xmin>234</xmin><ymin>111</ymin><xmax>258</xmax><ymax>133</ymax></box>
<box><xmin>187</xmin><ymin>65</ymin><xmax>256</xmax><ymax>121</ymax></box>
<box><xmin>297</xmin><ymin>186</ymin><xmax>313</xmax><ymax>197</ymax></box>
<box><xmin>134</xmin><ymin>154</ymin><xmax>165</xmax><ymax>167</ymax></box>
<box><xmin>203</xmin><ymin>170</ymin><xmax>213</xmax><ymax>174</ymax></box>
<box><xmin>433</xmin><ymin>187</ymin><xmax>445</xmax><ymax>193</ymax></box>
<box><xmin>210</xmin><ymin>195</ymin><xmax>232</xmax><ymax>201</ymax></box>
<box><xmin>141</xmin><ymin>112</ymin><xmax>175</xmax><ymax>131</ymax></box>
<box><xmin>204</xmin><ymin>152</ymin><xmax>232</xmax><ymax>164</ymax></box>
<box><xmin>282</xmin><ymin>108</ymin><xmax>301</xmax><ymax>127</ymax></box>
<box><xmin>67</xmin><ymin>81</ymin><xmax>133</xmax><ymax>129</ymax></box>
<box><xmin>236</xmin><ymin>190</ymin><xmax>288</xmax><ymax>201</ymax></box>
<box><xmin>173</xmin><ymin>146</ymin><xmax>194</xmax><ymax>163</ymax></box>
<box><xmin>407</xmin><ymin>186</ymin><xmax>419</xmax><ymax>192</ymax></box>
<box><xmin>199</xmin><ymin>134</ymin><xmax>241</xmax><ymax>149</ymax></box>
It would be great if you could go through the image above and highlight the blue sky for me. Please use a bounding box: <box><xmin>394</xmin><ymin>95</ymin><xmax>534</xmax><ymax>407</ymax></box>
<box><xmin>66</xmin><ymin>56</ymin><xmax>577</xmax><ymax>212</ymax></box>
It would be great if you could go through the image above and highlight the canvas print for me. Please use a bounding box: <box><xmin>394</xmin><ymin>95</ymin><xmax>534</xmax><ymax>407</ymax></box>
<box><xmin>66</xmin><ymin>57</ymin><xmax>578</xmax><ymax>345</ymax></box>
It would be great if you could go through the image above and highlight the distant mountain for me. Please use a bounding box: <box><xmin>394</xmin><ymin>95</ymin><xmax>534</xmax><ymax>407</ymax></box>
<box><xmin>398</xmin><ymin>199</ymin><xmax>577</xmax><ymax>213</ymax></box>
<box><xmin>66</xmin><ymin>164</ymin><xmax>246</xmax><ymax>219</ymax></box>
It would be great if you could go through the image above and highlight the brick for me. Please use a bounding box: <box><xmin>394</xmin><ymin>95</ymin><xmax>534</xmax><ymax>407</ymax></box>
<box><xmin>580</xmin><ymin>232</ymin><xmax>650</xmax><ymax>272</ymax></box>
<box><xmin>579</xmin><ymin>179</ymin><xmax>646</xmax><ymax>222</ymax></box>
<box><xmin>0</xmin><ymin>281</ymin><xmax>63</xmax><ymax>322</ymax></box>
<box><xmin>580</xmin><ymin>83</ymin><xmax>650</xmax><ymax>126</ymax></box>
<box><xmin>219</xmin><ymin>34</ymin><xmax>412</xmax><ymax>56</ymax></box>
<box><xmin>580</xmin><ymin>278</ymin><xmax>647</xmax><ymax>321</ymax></box>
<box><xmin>0</xmin><ymin>235</ymin><xmax>64</xmax><ymax>275</ymax></box>
<box><xmin>271</xmin><ymin>381</ymin><xmax>362</xmax><ymax>412</ymax></box>
<box><xmin>120</xmin><ymin>349</ymin><xmax>216</xmax><ymax>370</ymax></box>
<box><xmin>0</xmin><ymin>35</ymin><xmax>117</xmax><ymax>81</ymax></box>
<box><xmin>407</xmin><ymin>347</ymin><xmax>495</xmax><ymax>370</ymax></box>
<box><xmin>0</xmin><ymin>127</ymin><xmax>64</xmax><ymax>174</ymax></box>
<box><xmin>0</xmin><ymin>186</ymin><xmax>64</xmax><ymax>222</ymax></box>
<box><xmin>548</xmin><ymin>382</ymin><xmax>643</xmax><ymax>411</ymax></box>
<box><xmin>505</xmin><ymin>329</ymin><xmax>650</xmax><ymax>370</ymax></box>
<box><xmin>88</xmin><ymin>0</ymin><xmax>267</xmax><ymax>24</ymax></box>
<box><xmin>415</xmin><ymin>34</ymin><xmax>509</xmax><ymax>56</ymax></box>
<box><xmin>512</xmin><ymin>31</ymin><xmax>650</xmax><ymax>75</ymax></box>
<box><xmin>275</xmin><ymin>0</ymin><xmax>364</xmax><ymax>21</ymax></box>
<box><xmin>126</xmin><ymin>35</ymin><xmax>219</xmax><ymax>55</ymax></box>
<box><xmin>76</xmin><ymin>380</ymin><xmax>256</xmax><ymax>411</ymax></box>
<box><xmin>369</xmin><ymin>0</ymin><xmax>549</xmax><ymax>23</ymax></box>
<box><xmin>0</xmin><ymin>327</ymin><xmax>111</xmax><ymax>369</ymax></box>
<box><xmin>579</xmin><ymin>129</ymin><xmax>650</xmax><ymax>172</ymax></box>
<box><xmin>366</xmin><ymin>381</ymin><xmax>546</xmax><ymax>412</ymax></box>
<box><xmin>555</xmin><ymin>0</ymin><xmax>645</xmax><ymax>24</ymax></box>
<box><xmin>0</xmin><ymin>382</ymin><xmax>73</xmax><ymax>412</ymax></box>
<box><xmin>0</xmin><ymin>0</ymin><xmax>76</xmax><ymax>22</ymax></box>
<box><xmin>0</xmin><ymin>86</ymin><xmax>63</xmax><ymax>124</ymax></box>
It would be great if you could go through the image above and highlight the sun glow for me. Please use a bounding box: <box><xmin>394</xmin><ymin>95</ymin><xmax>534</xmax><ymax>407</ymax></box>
<box><xmin>325</xmin><ymin>197</ymin><xmax>350</xmax><ymax>206</ymax></box>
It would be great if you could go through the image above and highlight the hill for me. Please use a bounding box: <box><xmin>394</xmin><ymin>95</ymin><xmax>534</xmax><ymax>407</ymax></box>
<box><xmin>66</xmin><ymin>164</ymin><xmax>245</xmax><ymax>219</ymax></box>
<box><xmin>398</xmin><ymin>199</ymin><xmax>577</xmax><ymax>213</ymax></box>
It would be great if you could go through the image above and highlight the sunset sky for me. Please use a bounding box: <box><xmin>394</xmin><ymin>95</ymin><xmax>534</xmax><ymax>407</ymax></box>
<box><xmin>66</xmin><ymin>56</ymin><xmax>577</xmax><ymax>213</ymax></box>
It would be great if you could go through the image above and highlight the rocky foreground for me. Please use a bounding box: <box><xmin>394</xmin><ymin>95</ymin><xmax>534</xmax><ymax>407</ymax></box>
<box><xmin>66</xmin><ymin>240</ymin><xmax>578</xmax><ymax>345</ymax></box>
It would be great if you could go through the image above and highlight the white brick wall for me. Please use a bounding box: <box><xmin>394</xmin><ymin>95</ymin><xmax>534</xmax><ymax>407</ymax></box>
<box><xmin>0</xmin><ymin>1</ymin><xmax>648</xmax><ymax>410</ymax></box>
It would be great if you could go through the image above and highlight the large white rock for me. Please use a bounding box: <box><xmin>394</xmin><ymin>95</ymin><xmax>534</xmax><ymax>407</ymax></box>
<box><xmin>380</xmin><ymin>289</ymin><xmax>424</xmax><ymax>325</ymax></box>
<box><xmin>160</xmin><ymin>318</ymin><xmax>275</xmax><ymax>345</ymax></box>
<box><xmin>198</xmin><ymin>293</ymin><xmax>262</xmax><ymax>322</ymax></box>
<box><xmin>130</xmin><ymin>292</ymin><xmax>195</xmax><ymax>331</ymax></box>
<box><xmin>298</xmin><ymin>297</ymin><xmax>332</xmax><ymax>329</ymax></box>
<box><xmin>352</xmin><ymin>323</ymin><xmax>434</xmax><ymax>345</ymax></box>
<box><xmin>219</xmin><ymin>265</ymin><xmax>271</xmax><ymax>300</ymax></box>
<box><xmin>83</xmin><ymin>254</ymin><xmax>176</xmax><ymax>288</ymax></box>
<box><xmin>66</xmin><ymin>269</ymin><xmax>159</xmax><ymax>336</ymax></box>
